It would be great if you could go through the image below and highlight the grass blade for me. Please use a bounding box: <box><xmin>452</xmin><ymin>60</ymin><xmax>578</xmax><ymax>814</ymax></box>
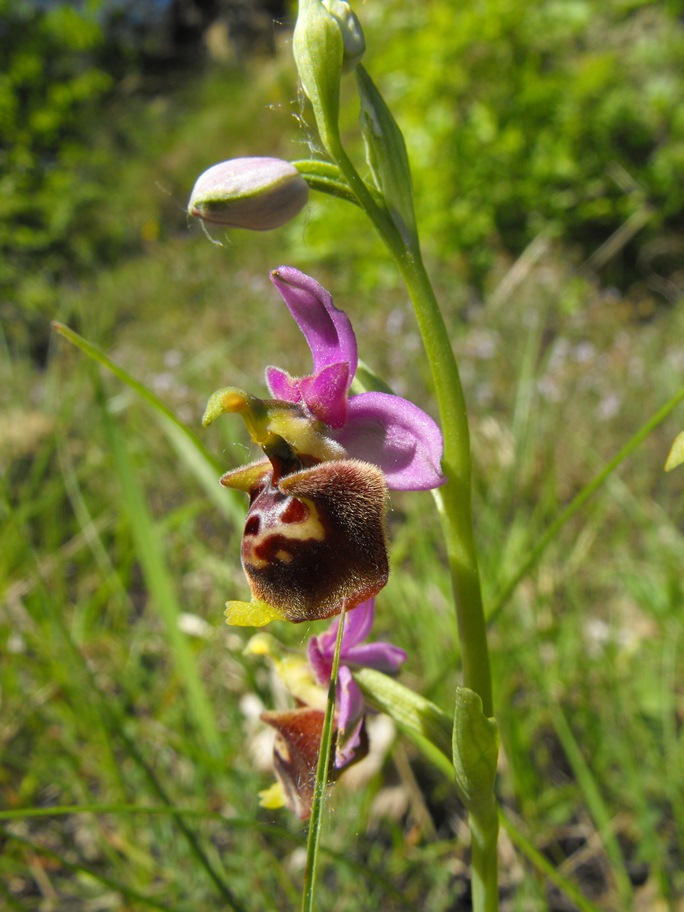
<box><xmin>98</xmin><ymin>386</ymin><xmax>221</xmax><ymax>759</ymax></box>
<box><xmin>499</xmin><ymin>812</ymin><xmax>605</xmax><ymax>912</ymax></box>
<box><xmin>1</xmin><ymin>826</ymin><xmax>185</xmax><ymax>912</ymax></box>
<box><xmin>488</xmin><ymin>381</ymin><xmax>684</xmax><ymax>622</ymax></box>
<box><xmin>301</xmin><ymin>606</ymin><xmax>346</xmax><ymax>912</ymax></box>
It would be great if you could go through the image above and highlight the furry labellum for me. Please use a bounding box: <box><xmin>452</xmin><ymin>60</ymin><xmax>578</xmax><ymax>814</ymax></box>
<box><xmin>221</xmin><ymin>457</ymin><xmax>389</xmax><ymax>624</ymax></box>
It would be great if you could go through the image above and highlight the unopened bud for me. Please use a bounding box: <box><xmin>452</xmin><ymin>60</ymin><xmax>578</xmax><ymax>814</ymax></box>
<box><xmin>188</xmin><ymin>157</ymin><xmax>308</xmax><ymax>231</ymax></box>
<box><xmin>322</xmin><ymin>0</ymin><xmax>365</xmax><ymax>71</ymax></box>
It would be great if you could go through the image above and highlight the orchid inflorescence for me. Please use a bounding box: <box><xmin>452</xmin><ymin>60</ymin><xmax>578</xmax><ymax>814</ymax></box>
<box><xmin>203</xmin><ymin>266</ymin><xmax>444</xmax><ymax>628</ymax></box>
<box><xmin>191</xmin><ymin>0</ymin><xmax>499</xmax><ymax>905</ymax></box>
<box><xmin>202</xmin><ymin>265</ymin><xmax>443</xmax><ymax>813</ymax></box>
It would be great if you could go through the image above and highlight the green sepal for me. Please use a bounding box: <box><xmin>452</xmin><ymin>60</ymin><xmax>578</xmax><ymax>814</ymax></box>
<box><xmin>202</xmin><ymin>386</ymin><xmax>264</xmax><ymax>429</ymax></box>
<box><xmin>220</xmin><ymin>459</ymin><xmax>270</xmax><ymax>493</ymax></box>
<box><xmin>293</xmin><ymin>0</ymin><xmax>344</xmax><ymax>153</ymax></box>
<box><xmin>452</xmin><ymin>686</ymin><xmax>499</xmax><ymax>815</ymax></box>
<box><xmin>355</xmin><ymin>64</ymin><xmax>418</xmax><ymax>246</ymax></box>
<box><xmin>665</xmin><ymin>430</ymin><xmax>684</xmax><ymax>471</ymax></box>
<box><xmin>350</xmin><ymin>359</ymin><xmax>395</xmax><ymax>396</ymax></box>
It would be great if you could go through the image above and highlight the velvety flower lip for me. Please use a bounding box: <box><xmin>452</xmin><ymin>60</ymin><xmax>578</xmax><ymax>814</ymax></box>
<box><xmin>308</xmin><ymin>598</ymin><xmax>407</xmax><ymax>767</ymax></box>
<box><xmin>266</xmin><ymin>266</ymin><xmax>446</xmax><ymax>491</ymax></box>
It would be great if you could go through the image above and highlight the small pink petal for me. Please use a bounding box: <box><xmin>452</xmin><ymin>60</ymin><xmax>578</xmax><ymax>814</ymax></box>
<box><xmin>345</xmin><ymin>641</ymin><xmax>408</xmax><ymax>674</ymax></box>
<box><xmin>300</xmin><ymin>363</ymin><xmax>350</xmax><ymax>428</ymax></box>
<box><xmin>334</xmin><ymin>392</ymin><xmax>446</xmax><ymax>491</ymax></box>
<box><xmin>265</xmin><ymin>365</ymin><xmax>301</xmax><ymax>404</ymax></box>
<box><xmin>335</xmin><ymin>666</ymin><xmax>365</xmax><ymax>768</ymax></box>
<box><xmin>270</xmin><ymin>267</ymin><xmax>358</xmax><ymax>383</ymax></box>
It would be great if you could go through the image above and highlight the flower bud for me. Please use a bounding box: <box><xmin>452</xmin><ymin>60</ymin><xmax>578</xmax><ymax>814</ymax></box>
<box><xmin>322</xmin><ymin>0</ymin><xmax>365</xmax><ymax>71</ymax></box>
<box><xmin>188</xmin><ymin>157</ymin><xmax>308</xmax><ymax>231</ymax></box>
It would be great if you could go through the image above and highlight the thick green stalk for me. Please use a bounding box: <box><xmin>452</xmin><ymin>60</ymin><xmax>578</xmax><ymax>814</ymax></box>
<box><xmin>329</xmin><ymin>132</ymin><xmax>497</xmax><ymax>911</ymax></box>
<box><xmin>470</xmin><ymin>802</ymin><xmax>500</xmax><ymax>912</ymax></box>
<box><xmin>327</xmin><ymin>134</ymin><xmax>492</xmax><ymax>716</ymax></box>
<box><xmin>396</xmin><ymin>252</ymin><xmax>492</xmax><ymax>717</ymax></box>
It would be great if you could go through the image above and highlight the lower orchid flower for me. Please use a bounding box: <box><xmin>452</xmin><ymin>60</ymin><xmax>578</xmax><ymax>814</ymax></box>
<box><xmin>308</xmin><ymin>598</ymin><xmax>407</xmax><ymax>767</ymax></box>
<box><xmin>255</xmin><ymin>597</ymin><xmax>404</xmax><ymax>818</ymax></box>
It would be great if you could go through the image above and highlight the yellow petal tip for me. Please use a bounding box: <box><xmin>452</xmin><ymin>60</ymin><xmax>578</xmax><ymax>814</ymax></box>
<box><xmin>258</xmin><ymin>781</ymin><xmax>286</xmax><ymax>810</ymax></box>
<box><xmin>665</xmin><ymin>430</ymin><xmax>684</xmax><ymax>472</ymax></box>
<box><xmin>225</xmin><ymin>599</ymin><xmax>283</xmax><ymax>627</ymax></box>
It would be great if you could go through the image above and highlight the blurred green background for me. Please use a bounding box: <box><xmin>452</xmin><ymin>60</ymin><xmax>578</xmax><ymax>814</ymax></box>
<box><xmin>2</xmin><ymin>0</ymin><xmax>684</xmax><ymax>909</ymax></box>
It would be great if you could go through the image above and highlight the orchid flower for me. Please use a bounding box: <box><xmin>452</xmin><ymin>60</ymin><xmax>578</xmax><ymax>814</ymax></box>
<box><xmin>308</xmin><ymin>598</ymin><xmax>407</xmax><ymax>767</ymax></box>
<box><xmin>202</xmin><ymin>267</ymin><xmax>445</xmax><ymax>627</ymax></box>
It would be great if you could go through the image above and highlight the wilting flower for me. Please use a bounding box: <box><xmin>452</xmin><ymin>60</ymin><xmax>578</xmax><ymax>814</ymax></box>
<box><xmin>259</xmin><ymin>704</ymin><xmax>368</xmax><ymax>820</ymax></box>
<box><xmin>203</xmin><ymin>267</ymin><xmax>444</xmax><ymax>626</ymax></box>
<box><xmin>259</xmin><ymin>707</ymin><xmax>325</xmax><ymax>820</ymax></box>
<box><xmin>256</xmin><ymin>599</ymin><xmax>399</xmax><ymax>817</ymax></box>
<box><xmin>188</xmin><ymin>157</ymin><xmax>308</xmax><ymax>231</ymax></box>
<box><xmin>308</xmin><ymin>598</ymin><xmax>406</xmax><ymax>766</ymax></box>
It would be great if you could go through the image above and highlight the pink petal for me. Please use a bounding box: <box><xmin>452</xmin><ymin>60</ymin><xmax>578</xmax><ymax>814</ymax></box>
<box><xmin>299</xmin><ymin>363</ymin><xmax>350</xmax><ymax>428</ymax></box>
<box><xmin>265</xmin><ymin>365</ymin><xmax>300</xmax><ymax>404</ymax></box>
<box><xmin>333</xmin><ymin>392</ymin><xmax>446</xmax><ymax>491</ymax></box>
<box><xmin>340</xmin><ymin>598</ymin><xmax>375</xmax><ymax>649</ymax></box>
<box><xmin>307</xmin><ymin>633</ymin><xmax>333</xmax><ymax>686</ymax></box>
<box><xmin>345</xmin><ymin>641</ymin><xmax>408</xmax><ymax>675</ymax></box>
<box><xmin>270</xmin><ymin>267</ymin><xmax>358</xmax><ymax>384</ymax></box>
<box><xmin>335</xmin><ymin>665</ymin><xmax>365</xmax><ymax>768</ymax></box>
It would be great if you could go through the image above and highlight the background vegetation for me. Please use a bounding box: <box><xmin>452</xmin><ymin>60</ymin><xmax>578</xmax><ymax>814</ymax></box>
<box><xmin>2</xmin><ymin>0</ymin><xmax>683</xmax><ymax>909</ymax></box>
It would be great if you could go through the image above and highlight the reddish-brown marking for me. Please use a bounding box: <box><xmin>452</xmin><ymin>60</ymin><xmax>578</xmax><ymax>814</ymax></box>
<box><xmin>280</xmin><ymin>498</ymin><xmax>309</xmax><ymax>524</ymax></box>
<box><xmin>244</xmin><ymin>515</ymin><xmax>260</xmax><ymax>536</ymax></box>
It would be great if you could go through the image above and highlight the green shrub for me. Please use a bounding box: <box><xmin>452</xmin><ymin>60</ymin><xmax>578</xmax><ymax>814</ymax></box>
<box><xmin>354</xmin><ymin>0</ymin><xmax>684</xmax><ymax>287</ymax></box>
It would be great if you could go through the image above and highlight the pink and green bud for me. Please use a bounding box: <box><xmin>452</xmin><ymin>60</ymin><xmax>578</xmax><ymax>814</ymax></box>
<box><xmin>188</xmin><ymin>157</ymin><xmax>308</xmax><ymax>231</ymax></box>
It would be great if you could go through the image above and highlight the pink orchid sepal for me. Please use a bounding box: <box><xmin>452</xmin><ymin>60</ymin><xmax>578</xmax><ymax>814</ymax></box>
<box><xmin>267</xmin><ymin>267</ymin><xmax>446</xmax><ymax>491</ymax></box>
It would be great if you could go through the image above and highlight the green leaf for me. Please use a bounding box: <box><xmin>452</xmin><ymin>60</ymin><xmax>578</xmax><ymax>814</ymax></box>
<box><xmin>665</xmin><ymin>430</ymin><xmax>684</xmax><ymax>471</ymax></box>
<box><xmin>452</xmin><ymin>686</ymin><xmax>499</xmax><ymax>814</ymax></box>
<box><xmin>353</xmin><ymin>667</ymin><xmax>453</xmax><ymax>778</ymax></box>
<box><xmin>355</xmin><ymin>64</ymin><xmax>418</xmax><ymax>246</ymax></box>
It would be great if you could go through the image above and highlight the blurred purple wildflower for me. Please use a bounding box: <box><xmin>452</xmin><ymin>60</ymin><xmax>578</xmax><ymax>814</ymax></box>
<box><xmin>308</xmin><ymin>598</ymin><xmax>407</xmax><ymax>767</ymax></box>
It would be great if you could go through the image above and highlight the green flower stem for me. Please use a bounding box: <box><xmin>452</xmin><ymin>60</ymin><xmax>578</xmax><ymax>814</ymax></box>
<box><xmin>325</xmin><ymin>131</ymin><xmax>492</xmax><ymax>718</ymax></box>
<box><xmin>397</xmin><ymin>253</ymin><xmax>493</xmax><ymax>719</ymax></box>
<box><xmin>301</xmin><ymin>605</ymin><xmax>346</xmax><ymax>912</ymax></box>
<box><xmin>328</xmin><ymin>129</ymin><xmax>496</xmax><ymax>911</ymax></box>
<box><xmin>470</xmin><ymin>800</ymin><xmax>500</xmax><ymax>912</ymax></box>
